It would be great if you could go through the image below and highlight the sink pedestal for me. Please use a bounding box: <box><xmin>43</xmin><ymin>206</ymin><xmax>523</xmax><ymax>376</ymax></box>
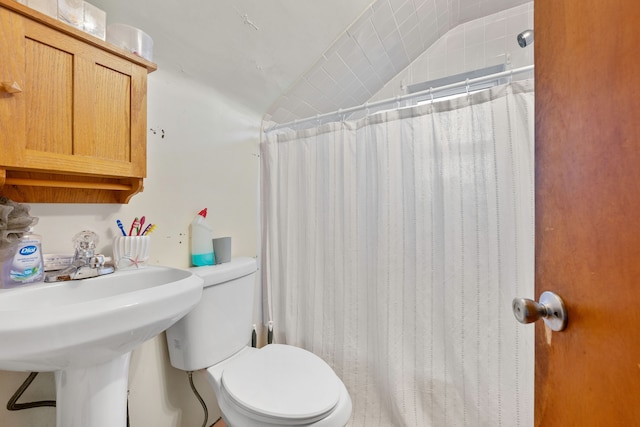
<box><xmin>55</xmin><ymin>352</ymin><xmax>131</xmax><ymax>427</ymax></box>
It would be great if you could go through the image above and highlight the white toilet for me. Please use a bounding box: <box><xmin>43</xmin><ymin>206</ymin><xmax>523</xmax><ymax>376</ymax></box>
<box><xmin>166</xmin><ymin>257</ymin><xmax>352</xmax><ymax>427</ymax></box>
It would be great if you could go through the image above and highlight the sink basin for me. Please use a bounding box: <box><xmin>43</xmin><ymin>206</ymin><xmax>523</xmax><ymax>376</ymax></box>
<box><xmin>0</xmin><ymin>266</ymin><xmax>203</xmax><ymax>427</ymax></box>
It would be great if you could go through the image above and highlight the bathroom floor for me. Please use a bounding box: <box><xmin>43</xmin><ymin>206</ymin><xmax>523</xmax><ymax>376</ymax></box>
<box><xmin>213</xmin><ymin>419</ymin><xmax>227</xmax><ymax>427</ymax></box>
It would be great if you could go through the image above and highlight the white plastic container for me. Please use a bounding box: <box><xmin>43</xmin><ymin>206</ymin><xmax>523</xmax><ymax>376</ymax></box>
<box><xmin>57</xmin><ymin>0</ymin><xmax>83</xmax><ymax>29</ymax></box>
<box><xmin>1</xmin><ymin>231</ymin><xmax>45</xmax><ymax>287</ymax></box>
<box><xmin>106</xmin><ymin>23</ymin><xmax>153</xmax><ymax>61</ymax></box>
<box><xmin>190</xmin><ymin>208</ymin><xmax>214</xmax><ymax>266</ymax></box>
<box><xmin>82</xmin><ymin>1</ymin><xmax>106</xmax><ymax>40</ymax></box>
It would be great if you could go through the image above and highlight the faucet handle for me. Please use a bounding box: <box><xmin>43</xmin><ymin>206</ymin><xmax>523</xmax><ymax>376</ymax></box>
<box><xmin>89</xmin><ymin>254</ymin><xmax>106</xmax><ymax>268</ymax></box>
<box><xmin>73</xmin><ymin>230</ymin><xmax>99</xmax><ymax>260</ymax></box>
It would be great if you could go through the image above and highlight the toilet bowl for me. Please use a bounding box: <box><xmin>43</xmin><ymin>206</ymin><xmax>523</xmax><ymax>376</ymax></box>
<box><xmin>165</xmin><ymin>258</ymin><xmax>352</xmax><ymax>427</ymax></box>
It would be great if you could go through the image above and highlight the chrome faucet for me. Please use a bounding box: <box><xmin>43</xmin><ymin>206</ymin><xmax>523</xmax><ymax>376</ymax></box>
<box><xmin>45</xmin><ymin>230</ymin><xmax>114</xmax><ymax>282</ymax></box>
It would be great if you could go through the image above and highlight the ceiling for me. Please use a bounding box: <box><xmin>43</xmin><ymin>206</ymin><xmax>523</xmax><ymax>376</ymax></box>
<box><xmin>91</xmin><ymin>0</ymin><xmax>530</xmax><ymax>121</ymax></box>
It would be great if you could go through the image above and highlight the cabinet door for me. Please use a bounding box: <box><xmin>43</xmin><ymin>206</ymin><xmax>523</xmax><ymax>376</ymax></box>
<box><xmin>0</xmin><ymin>8</ymin><xmax>146</xmax><ymax>178</ymax></box>
<box><xmin>0</xmin><ymin>7</ymin><xmax>26</xmax><ymax>163</ymax></box>
<box><xmin>73</xmin><ymin>38</ymin><xmax>147</xmax><ymax>178</ymax></box>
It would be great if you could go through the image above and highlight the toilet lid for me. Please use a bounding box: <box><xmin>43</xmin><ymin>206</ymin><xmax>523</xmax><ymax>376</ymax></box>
<box><xmin>221</xmin><ymin>344</ymin><xmax>341</xmax><ymax>422</ymax></box>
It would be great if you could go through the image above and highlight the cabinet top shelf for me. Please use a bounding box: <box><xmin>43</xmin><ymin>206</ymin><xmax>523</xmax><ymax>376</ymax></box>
<box><xmin>0</xmin><ymin>0</ymin><xmax>157</xmax><ymax>73</ymax></box>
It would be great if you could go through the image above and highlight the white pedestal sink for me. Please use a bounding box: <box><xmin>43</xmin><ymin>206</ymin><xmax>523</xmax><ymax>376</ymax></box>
<box><xmin>0</xmin><ymin>266</ymin><xmax>203</xmax><ymax>427</ymax></box>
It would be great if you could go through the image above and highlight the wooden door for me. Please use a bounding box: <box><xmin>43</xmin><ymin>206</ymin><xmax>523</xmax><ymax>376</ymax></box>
<box><xmin>534</xmin><ymin>0</ymin><xmax>640</xmax><ymax>425</ymax></box>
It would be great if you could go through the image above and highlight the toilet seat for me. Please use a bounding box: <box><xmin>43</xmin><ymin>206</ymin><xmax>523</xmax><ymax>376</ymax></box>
<box><xmin>219</xmin><ymin>344</ymin><xmax>342</xmax><ymax>425</ymax></box>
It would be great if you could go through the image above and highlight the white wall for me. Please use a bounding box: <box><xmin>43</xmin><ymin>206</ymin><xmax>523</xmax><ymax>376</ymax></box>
<box><xmin>0</xmin><ymin>68</ymin><xmax>261</xmax><ymax>427</ymax></box>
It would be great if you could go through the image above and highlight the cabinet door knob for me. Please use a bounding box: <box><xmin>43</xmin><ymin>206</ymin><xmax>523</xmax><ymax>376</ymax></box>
<box><xmin>1</xmin><ymin>81</ymin><xmax>22</xmax><ymax>94</ymax></box>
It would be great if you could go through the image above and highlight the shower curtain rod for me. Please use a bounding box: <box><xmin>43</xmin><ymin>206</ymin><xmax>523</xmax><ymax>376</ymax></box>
<box><xmin>265</xmin><ymin>64</ymin><xmax>534</xmax><ymax>133</ymax></box>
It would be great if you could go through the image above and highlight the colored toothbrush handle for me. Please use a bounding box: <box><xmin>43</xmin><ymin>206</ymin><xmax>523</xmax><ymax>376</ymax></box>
<box><xmin>137</xmin><ymin>216</ymin><xmax>146</xmax><ymax>235</ymax></box>
<box><xmin>129</xmin><ymin>217</ymin><xmax>139</xmax><ymax>236</ymax></box>
<box><xmin>116</xmin><ymin>219</ymin><xmax>127</xmax><ymax>236</ymax></box>
<box><xmin>140</xmin><ymin>223</ymin><xmax>153</xmax><ymax>236</ymax></box>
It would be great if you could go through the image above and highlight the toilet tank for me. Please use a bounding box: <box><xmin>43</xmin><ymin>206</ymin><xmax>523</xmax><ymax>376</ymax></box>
<box><xmin>166</xmin><ymin>257</ymin><xmax>257</xmax><ymax>371</ymax></box>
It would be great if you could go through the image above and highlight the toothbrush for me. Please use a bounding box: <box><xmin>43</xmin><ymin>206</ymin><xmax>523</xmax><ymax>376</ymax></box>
<box><xmin>137</xmin><ymin>216</ymin><xmax>146</xmax><ymax>235</ymax></box>
<box><xmin>140</xmin><ymin>223</ymin><xmax>153</xmax><ymax>236</ymax></box>
<box><xmin>116</xmin><ymin>219</ymin><xmax>127</xmax><ymax>236</ymax></box>
<box><xmin>129</xmin><ymin>217</ymin><xmax>139</xmax><ymax>236</ymax></box>
<box><xmin>142</xmin><ymin>224</ymin><xmax>156</xmax><ymax>235</ymax></box>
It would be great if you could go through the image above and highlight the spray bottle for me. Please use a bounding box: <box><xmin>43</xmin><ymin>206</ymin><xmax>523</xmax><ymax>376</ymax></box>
<box><xmin>190</xmin><ymin>208</ymin><xmax>215</xmax><ymax>266</ymax></box>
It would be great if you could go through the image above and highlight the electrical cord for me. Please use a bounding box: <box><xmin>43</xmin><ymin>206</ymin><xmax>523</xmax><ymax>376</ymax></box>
<box><xmin>187</xmin><ymin>371</ymin><xmax>208</xmax><ymax>427</ymax></box>
<box><xmin>6</xmin><ymin>372</ymin><xmax>55</xmax><ymax>410</ymax></box>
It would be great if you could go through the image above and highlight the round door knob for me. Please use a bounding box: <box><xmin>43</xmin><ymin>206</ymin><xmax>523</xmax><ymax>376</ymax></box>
<box><xmin>512</xmin><ymin>291</ymin><xmax>567</xmax><ymax>331</ymax></box>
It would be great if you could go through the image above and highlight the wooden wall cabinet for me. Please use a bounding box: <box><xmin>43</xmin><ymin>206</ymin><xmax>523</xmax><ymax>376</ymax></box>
<box><xmin>0</xmin><ymin>0</ymin><xmax>157</xmax><ymax>203</ymax></box>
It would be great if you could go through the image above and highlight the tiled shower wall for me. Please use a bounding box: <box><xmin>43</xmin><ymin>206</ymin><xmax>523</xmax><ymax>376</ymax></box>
<box><xmin>370</xmin><ymin>2</ymin><xmax>533</xmax><ymax>102</ymax></box>
<box><xmin>265</xmin><ymin>0</ymin><xmax>533</xmax><ymax>126</ymax></box>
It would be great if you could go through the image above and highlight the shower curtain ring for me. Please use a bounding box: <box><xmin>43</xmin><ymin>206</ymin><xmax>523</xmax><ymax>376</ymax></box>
<box><xmin>465</xmin><ymin>78</ymin><xmax>470</xmax><ymax>96</ymax></box>
<box><xmin>429</xmin><ymin>87</ymin><xmax>434</xmax><ymax>103</ymax></box>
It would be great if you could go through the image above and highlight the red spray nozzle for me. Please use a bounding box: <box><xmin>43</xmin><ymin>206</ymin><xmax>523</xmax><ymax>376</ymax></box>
<box><xmin>198</xmin><ymin>208</ymin><xmax>208</xmax><ymax>218</ymax></box>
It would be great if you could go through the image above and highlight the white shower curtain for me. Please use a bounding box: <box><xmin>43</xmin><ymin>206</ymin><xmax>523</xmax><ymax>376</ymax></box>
<box><xmin>261</xmin><ymin>80</ymin><xmax>534</xmax><ymax>427</ymax></box>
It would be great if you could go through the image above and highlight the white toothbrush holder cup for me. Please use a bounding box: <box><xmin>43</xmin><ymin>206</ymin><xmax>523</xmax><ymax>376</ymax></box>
<box><xmin>113</xmin><ymin>236</ymin><xmax>150</xmax><ymax>270</ymax></box>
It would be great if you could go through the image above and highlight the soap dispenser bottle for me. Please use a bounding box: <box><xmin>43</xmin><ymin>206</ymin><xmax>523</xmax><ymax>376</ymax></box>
<box><xmin>190</xmin><ymin>208</ymin><xmax>215</xmax><ymax>266</ymax></box>
<box><xmin>1</xmin><ymin>229</ymin><xmax>45</xmax><ymax>287</ymax></box>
